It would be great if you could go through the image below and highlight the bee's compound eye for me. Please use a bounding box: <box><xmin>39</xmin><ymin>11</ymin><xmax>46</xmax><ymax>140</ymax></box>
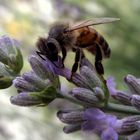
<box><xmin>63</xmin><ymin>30</ymin><xmax>67</xmax><ymax>34</ymax></box>
<box><xmin>63</xmin><ymin>27</ymin><xmax>69</xmax><ymax>34</ymax></box>
<box><xmin>47</xmin><ymin>38</ymin><xmax>60</xmax><ymax>52</ymax></box>
<box><xmin>47</xmin><ymin>42</ymin><xmax>59</xmax><ymax>56</ymax></box>
<box><xmin>47</xmin><ymin>42</ymin><xmax>57</xmax><ymax>51</ymax></box>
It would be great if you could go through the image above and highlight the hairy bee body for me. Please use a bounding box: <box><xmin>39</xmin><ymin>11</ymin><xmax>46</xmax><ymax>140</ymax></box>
<box><xmin>36</xmin><ymin>18</ymin><xmax>119</xmax><ymax>78</ymax></box>
<box><xmin>73</xmin><ymin>27</ymin><xmax>110</xmax><ymax>58</ymax></box>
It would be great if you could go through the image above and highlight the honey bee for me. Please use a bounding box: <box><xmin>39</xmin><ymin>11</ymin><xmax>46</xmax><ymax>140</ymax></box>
<box><xmin>36</xmin><ymin>18</ymin><xmax>119</xmax><ymax>79</ymax></box>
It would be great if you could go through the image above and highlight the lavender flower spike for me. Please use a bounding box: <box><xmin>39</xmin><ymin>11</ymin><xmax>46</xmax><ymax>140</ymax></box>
<box><xmin>0</xmin><ymin>35</ymin><xmax>23</xmax><ymax>89</ymax></box>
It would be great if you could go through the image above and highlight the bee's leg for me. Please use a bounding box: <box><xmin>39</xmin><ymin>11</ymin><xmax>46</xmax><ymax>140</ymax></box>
<box><xmin>79</xmin><ymin>50</ymin><xmax>85</xmax><ymax>67</ymax></box>
<box><xmin>36</xmin><ymin>51</ymin><xmax>46</xmax><ymax>60</ymax></box>
<box><xmin>70</xmin><ymin>48</ymin><xmax>81</xmax><ymax>80</ymax></box>
<box><xmin>72</xmin><ymin>47</ymin><xmax>77</xmax><ymax>52</ymax></box>
<box><xmin>95</xmin><ymin>44</ymin><xmax>104</xmax><ymax>75</ymax></box>
<box><xmin>61</xmin><ymin>46</ymin><xmax>67</xmax><ymax>67</ymax></box>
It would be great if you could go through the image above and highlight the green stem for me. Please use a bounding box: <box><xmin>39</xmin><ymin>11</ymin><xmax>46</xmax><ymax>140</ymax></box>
<box><xmin>105</xmin><ymin>103</ymin><xmax>140</xmax><ymax>115</ymax></box>
<box><xmin>58</xmin><ymin>91</ymin><xmax>140</xmax><ymax>115</ymax></box>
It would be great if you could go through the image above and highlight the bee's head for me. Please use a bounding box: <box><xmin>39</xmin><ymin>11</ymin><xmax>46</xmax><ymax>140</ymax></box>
<box><xmin>48</xmin><ymin>23</ymin><xmax>72</xmax><ymax>45</ymax></box>
<box><xmin>36</xmin><ymin>37</ymin><xmax>60</xmax><ymax>62</ymax></box>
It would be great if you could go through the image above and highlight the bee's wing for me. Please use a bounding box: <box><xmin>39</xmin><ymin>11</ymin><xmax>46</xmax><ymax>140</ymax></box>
<box><xmin>67</xmin><ymin>18</ymin><xmax>120</xmax><ymax>32</ymax></box>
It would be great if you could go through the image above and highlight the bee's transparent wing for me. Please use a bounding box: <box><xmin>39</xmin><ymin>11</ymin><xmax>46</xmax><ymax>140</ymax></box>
<box><xmin>67</xmin><ymin>18</ymin><xmax>120</xmax><ymax>32</ymax></box>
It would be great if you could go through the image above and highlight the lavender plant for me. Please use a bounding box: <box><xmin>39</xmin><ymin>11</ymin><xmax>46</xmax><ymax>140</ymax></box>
<box><xmin>0</xmin><ymin>35</ymin><xmax>140</xmax><ymax>140</ymax></box>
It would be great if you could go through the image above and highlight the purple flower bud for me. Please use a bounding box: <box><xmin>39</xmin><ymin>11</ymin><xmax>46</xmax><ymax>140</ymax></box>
<box><xmin>135</xmin><ymin>121</ymin><xmax>140</xmax><ymax>130</ymax></box>
<box><xmin>29</xmin><ymin>55</ymin><xmax>55</xmax><ymax>80</ymax></box>
<box><xmin>92</xmin><ymin>87</ymin><xmax>105</xmax><ymax>101</ymax></box>
<box><xmin>13</xmin><ymin>77</ymin><xmax>40</xmax><ymax>92</ymax></box>
<box><xmin>11</xmin><ymin>85</ymin><xmax>59</xmax><ymax>106</ymax></box>
<box><xmin>48</xmin><ymin>56</ymin><xmax>102</xmax><ymax>89</ymax></box>
<box><xmin>70</xmin><ymin>87</ymin><xmax>101</xmax><ymax>107</ymax></box>
<box><xmin>101</xmin><ymin>127</ymin><xmax>118</xmax><ymax>140</ymax></box>
<box><xmin>113</xmin><ymin>91</ymin><xmax>131</xmax><ymax>105</ymax></box>
<box><xmin>116</xmin><ymin>115</ymin><xmax>140</xmax><ymax>135</ymax></box>
<box><xmin>124</xmin><ymin>75</ymin><xmax>140</xmax><ymax>95</ymax></box>
<box><xmin>10</xmin><ymin>92</ymin><xmax>42</xmax><ymax>106</ymax></box>
<box><xmin>0</xmin><ymin>35</ymin><xmax>23</xmax><ymax>74</ymax></box>
<box><xmin>71</xmin><ymin>73</ymin><xmax>93</xmax><ymax>89</ymax></box>
<box><xmin>54</xmin><ymin>65</ymin><xmax>92</xmax><ymax>88</ymax></box>
<box><xmin>80</xmin><ymin>57</ymin><xmax>95</xmax><ymax>71</ymax></box>
<box><xmin>29</xmin><ymin>55</ymin><xmax>60</xmax><ymax>89</ymax></box>
<box><xmin>63</xmin><ymin>124</ymin><xmax>81</xmax><ymax>134</ymax></box>
<box><xmin>130</xmin><ymin>95</ymin><xmax>140</xmax><ymax>111</ymax></box>
<box><xmin>107</xmin><ymin>76</ymin><xmax>132</xmax><ymax>105</ymax></box>
<box><xmin>22</xmin><ymin>71</ymin><xmax>51</xmax><ymax>90</ymax></box>
<box><xmin>0</xmin><ymin>35</ymin><xmax>16</xmax><ymax>55</ymax></box>
<box><xmin>80</xmin><ymin>66</ymin><xmax>102</xmax><ymax>88</ymax></box>
<box><xmin>57</xmin><ymin>110</ymin><xmax>84</xmax><ymax>124</ymax></box>
<box><xmin>106</xmin><ymin>76</ymin><xmax>117</xmax><ymax>96</ymax></box>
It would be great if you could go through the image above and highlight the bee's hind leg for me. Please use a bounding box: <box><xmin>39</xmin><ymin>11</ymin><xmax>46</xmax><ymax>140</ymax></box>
<box><xmin>94</xmin><ymin>43</ymin><xmax>104</xmax><ymax>75</ymax></box>
<box><xmin>70</xmin><ymin>48</ymin><xmax>81</xmax><ymax>80</ymax></box>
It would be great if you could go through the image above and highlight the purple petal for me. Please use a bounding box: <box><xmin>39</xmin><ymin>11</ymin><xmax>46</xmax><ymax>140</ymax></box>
<box><xmin>106</xmin><ymin>115</ymin><xmax>117</xmax><ymax>127</ymax></box>
<box><xmin>82</xmin><ymin>108</ymin><xmax>117</xmax><ymax>135</ymax></box>
<box><xmin>82</xmin><ymin>108</ymin><xmax>106</xmax><ymax>131</ymax></box>
<box><xmin>101</xmin><ymin>127</ymin><xmax>118</xmax><ymax>140</ymax></box>
<box><xmin>83</xmin><ymin>108</ymin><xmax>105</xmax><ymax>121</ymax></box>
<box><xmin>106</xmin><ymin>76</ymin><xmax>118</xmax><ymax>95</ymax></box>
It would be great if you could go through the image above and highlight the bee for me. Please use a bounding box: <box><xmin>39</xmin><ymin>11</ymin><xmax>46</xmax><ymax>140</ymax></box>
<box><xmin>36</xmin><ymin>18</ymin><xmax>119</xmax><ymax>79</ymax></box>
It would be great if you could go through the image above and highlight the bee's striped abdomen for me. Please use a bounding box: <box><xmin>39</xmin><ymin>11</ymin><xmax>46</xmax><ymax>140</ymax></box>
<box><xmin>96</xmin><ymin>33</ymin><xmax>111</xmax><ymax>58</ymax></box>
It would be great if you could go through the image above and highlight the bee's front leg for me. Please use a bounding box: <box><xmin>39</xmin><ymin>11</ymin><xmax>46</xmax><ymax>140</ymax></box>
<box><xmin>61</xmin><ymin>46</ymin><xmax>67</xmax><ymax>68</ymax></box>
<box><xmin>36</xmin><ymin>51</ymin><xmax>46</xmax><ymax>60</ymax></box>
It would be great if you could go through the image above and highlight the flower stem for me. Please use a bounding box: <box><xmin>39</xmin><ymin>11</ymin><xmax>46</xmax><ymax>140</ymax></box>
<box><xmin>58</xmin><ymin>91</ymin><xmax>140</xmax><ymax>114</ymax></box>
<box><xmin>105</xmin><ymin>103</ymin><xmax>140</xmax><ymax>115</ymax></box>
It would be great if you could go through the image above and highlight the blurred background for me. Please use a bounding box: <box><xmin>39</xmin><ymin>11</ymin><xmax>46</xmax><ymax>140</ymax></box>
<box><xmin>0</xmin><ymin>0</ymin><xmax>140</xmax><ymax>140</ymax></box>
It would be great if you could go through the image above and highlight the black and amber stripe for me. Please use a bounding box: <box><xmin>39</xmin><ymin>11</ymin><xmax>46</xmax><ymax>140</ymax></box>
<box><xmin>96</xmin><ymin>32</ymin><xmax>111</xmax><ymax>58</ymax></box>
